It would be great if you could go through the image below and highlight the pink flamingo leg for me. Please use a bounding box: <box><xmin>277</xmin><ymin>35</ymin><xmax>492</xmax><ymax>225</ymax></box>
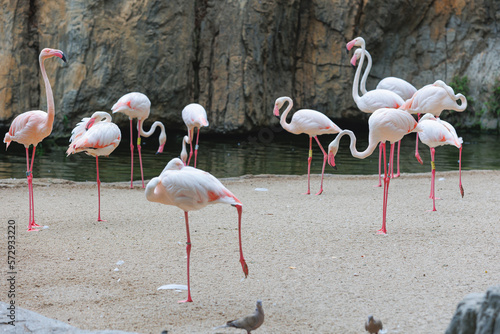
<box><xmin>459</xmin><ymin>146</ymin><xmax>464</xmax><ymax>197</ymax></box>
<box><xmin>394</xmin><ymin>140</ymin><xmax>401</xmax><ymax>178</ymax></box>
<box><xmin>96</xmin><ymin>156</ymin><xmax>106</xmax><ymax>222</ymax></box>
<box><xmin>194</xmin><ymin>128</ymin><xmax>201</xmax><ymax>168</ymax></box>
<box><xmin>137</xmin><ymin>120</ymin><xmax>145</xmax><ymax>188</ymax></box>
<box><xmin>389</xmin><ymin>142</ymin><xmax>395</xmax><ymax>179</ymax></box>
<box><xmin>129</xmin><ymin>119</ymin><xmax>135</xmax><ymax>188</ymax></box>
<box><xmin>429</xmin><ymin>148</ymin><xmax>437</xmax><ymax>211</ymax></box>
<box><xmin>179</xmin><ymin>211</ymin><xmax>193</xmax><ymax>303</ymax></box>
<box><xmin>26</xmin><ymin>147</ymin><xmax>39</xmax><ymax>232</ymax></box>
<box><xmin>236</xmin><ymin>205</ymin><xmax>249</xmax><ymax>277</ymax></box>
<box><xmin>415</xmin><ymin>113</ymin><xmax>423</xmax><ymax>164</ymax></box>
<box><xmin>313</xmin><ymin>136</ymin><xmax>327</xmax><ymax>195</ymax></box>
<box><xmin>187</xmin><ymin>129</ymin><xmax>193</xmax><ymax>166</ymax></box>
<box><xmin>377</xmin><ymin>143</ymin><xmax>392</xmax><ymax>235</ymax></box>
<box><xmin>374</xmin><ymin>143</ymin><xmax>382</xmax><ymax>187</ymax></box>
<box><xmin>303</xmin><ymin>137</ymin><xmax>313</xmax><ymax>195</ymax></box>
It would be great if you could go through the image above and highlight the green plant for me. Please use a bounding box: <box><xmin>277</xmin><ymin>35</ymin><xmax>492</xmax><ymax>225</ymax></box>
<box><xmin>449</xmin><ymin>75</ymin><xmax>474</xmax><ymax>108</ymax></box>
<box><xmin>486</xmin><ymin>78</ymin><xmax>500</xmax><ymax>116</ymax></box>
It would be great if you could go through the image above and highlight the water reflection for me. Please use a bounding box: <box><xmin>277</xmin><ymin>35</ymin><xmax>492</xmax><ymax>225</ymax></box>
<box><xmin>0</xmin><ymin>129</ymin><xmax>498</xmax><ymax>182</ymax></box>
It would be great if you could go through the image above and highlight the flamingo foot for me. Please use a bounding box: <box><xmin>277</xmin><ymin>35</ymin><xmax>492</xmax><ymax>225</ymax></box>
<box><xmin>393</xmin><ymin>172</ymin><xmax>400</xmax><ymax>178</ymax></box>
<box><xmin>31</xmin><ymin>222</ymin><xmax>41</xmax><ymax>228</ymax></box>
<box><xmin>98</xmin><ymin>218</ymin><xmax>107</xmax><ymax>222</ymax></box>
<box><xmin>376</xmin><ymin>228</ymin><xmax>387</xmax><ymax>235</ymax></box>
<box><xmin>373</xmin><ymin>182</ymin><xmax>382</xmax><ymax>188</ymax></box>
<box><xmin>459</xmin><ymin>185</ymin><xmax>465</xmax><ymax>198</ymax></box>
<box><xmin>426</xmin><ymin>208</ymin><xmax>437</xmax><ymax>212</ymax></box>
<box><xmin>315</xmin><ymin>189</ymin><xmax>323</xmax><ymax>195</ymax></box>
<box><xmin>240</xmin><ymin>258</ymin><xmax>249</xmax><ymax>278</ymax></box>
<box><xmin>302</xmin><ymin>191</ymin><xmax>311</xmax><ymax>195</ymax></box>
<box><xmin>178</xmin><ymin>297</ymin><xmax>193</xmax><ymax>303</ymax></box>
<box><xmin>27</xmin><ymin>223</ymin><xmax>40</xmax><ymax>232</ymax></box>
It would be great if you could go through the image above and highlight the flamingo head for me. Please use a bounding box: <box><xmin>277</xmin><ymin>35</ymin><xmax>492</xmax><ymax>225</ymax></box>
<box><xmin>163</xmin><ymin>158</ymin><xmax>185</xmax><ymax>173</ymax></box>
<box><xmin>85</xmin><ymin>117</ymin><xmax>96</xmax><ymax>130</ymax></box>
<box><xmin>346</xmin><ymin>36</ymin><xmax>365</xmax><ymax>51</ymax></box>
<box><xmin>156</xmin><ymin>131</ymin><xmax>167</xmax><ymax>154</ymax></box>
<box><xmin>273</xmin><ymin>97</ymin><xmax>287</xmax><ymax>117</ymax></box>
<box><xmin>40</xmin><ymin>48</ymin><xmax>67</xmax><ymax>62</ymax></box>
<box><xmin>156</xmin><ymin>143</ymin><xmax>165</xmax><ymax>154</ymax></box>
<box><xmin>350</xmin><ymin>49</ymin><xmax>363</xmax><ymax>67</ymax></box>
<box><xmin>327</xmin><ymin>141</ymin><xmax>338</xmax><ymax>169</ymax></box>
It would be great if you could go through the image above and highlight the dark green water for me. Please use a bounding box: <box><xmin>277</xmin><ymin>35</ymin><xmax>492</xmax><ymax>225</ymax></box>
<box><xmin>0</xmin><ymin>128</ymin><xmax>498</xmax><ymax>182</ymax></box>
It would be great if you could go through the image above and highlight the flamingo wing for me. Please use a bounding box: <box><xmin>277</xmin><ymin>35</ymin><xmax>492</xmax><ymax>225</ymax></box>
<box><xmin>111</xmin><ymin>92</ymin><xmax>150</xmax><ymax>119</ymax></box>
<box><xmin>4</xmin><ymin>110</ymin><xmax>50</xmax><ymax>147</ymax></box>
<box><xmin>182</xmin><ymin>103</ymin><xmax>209</xmax><ymax>128</ymax></box>
<box><xmin>291</xmin><ymin>109</ymin><xmax>341</xmax><ymax>135</ymax></box>
<box><xmin>358</xmin><ymin>90</ymin><xmax>405</xmax><ymax>113</ymax></box>
<box><xmin>376</xmin><ymin>77</ymin><xmax>417</xmax><ymax>100</ymax></box>
<box><xmin>68</xmin><ymin>122</ymin><xmax>121</xmax><ymax>156</ymax></box>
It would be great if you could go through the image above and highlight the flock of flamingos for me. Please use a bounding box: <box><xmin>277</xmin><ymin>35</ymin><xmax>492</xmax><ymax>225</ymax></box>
<box><xmin>3</xmin><ymin>37</ymin><xmax>467</xmax><ymax>305</ymax></box>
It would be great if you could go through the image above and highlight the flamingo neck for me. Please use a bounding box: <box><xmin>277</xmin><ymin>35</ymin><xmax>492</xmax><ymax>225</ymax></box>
<box><xmin>352</xmin><ymin>45</ymin><xmax>365</xmax><ymax>105</ymax></box>
<box><xmin>360</xmin><ymin>50</ymin><xmax>372</xmax><ymax>95</ymax></box>
<box><xmin>278</xmin><ymin>97</ymin><xmax>294</xmax><ymax>132</ymax></box>
<box><xmin>333</xmin><ymin>129</ymin><xmax>380</xmax><ymax>159</ymax></box>
<box><xmin>39</xmin><ymin>55</ymin><xmax>55</xmax><ymax>127</ymax></box>
<box><xmin>138</xmin><ymin>120</ymin><xmax>167</xmax><ymax>145</ymax></box>
<box><xmin>456</xmin><ymin>94</ymin><xmax>468</xmax><ymax>111</ymax></box>
<box><xmin>145</xmin><ymin>177</ymin><xmax>163</xmax><ymax>203</ymax></box>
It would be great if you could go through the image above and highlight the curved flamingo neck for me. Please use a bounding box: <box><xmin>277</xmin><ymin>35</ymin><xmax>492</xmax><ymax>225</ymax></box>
<box><xmin>138</xmin><ymin>120</ymin><xmax>165</xmax><ymax>138</ymax></box>
<box><xmin>456</xmin><ymin>94</ymin><xmax>468</xmax><ymax>111</ymax></box>
<box><xmin>360</xmin><ymin>50</ymin><xmax>372</xmax><ymax>95</ymax></box>
<box><xmin>278</xmin><ymin>97</ymin><xmax>294</xmax><ymax>132</ymax></box>
<box><xmin>39</xmin><ymin>55</ymin><xmax>55</xmax><ymax>127</ymax></box>
<box><xmin>333</xmin><ymin>129</ymin><xmax>379</xmax><ymax>159</ymax></box>
<box><xmin>352</xmin><ymin>45</ymin><xmax>366</xmax><ymax>105</ymax></box>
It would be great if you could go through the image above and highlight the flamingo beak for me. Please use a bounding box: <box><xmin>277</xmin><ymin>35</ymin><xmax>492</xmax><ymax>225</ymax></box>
<box><xmin>346</xmin><ymin>39</ymin><xmax>356</xmax><ymax>52</ymax></box>
<box><xmin>85</xmin><ymin>118</ymin><xmax>96</xmax><ymax>130</ymax></box>
<box><xmin>156</xmin><ymin>144</ymin><xmax>165</xmax><ymax>154</ymax></box>
<box><xmin>273</xmin><ymin>105</ymin><xmax>280</xmax><ymax>117</ymax></box>
<box><xmin>328</xmin><ymin>152</ymin><xmax>337</xmax><ymax>169</ymax></box>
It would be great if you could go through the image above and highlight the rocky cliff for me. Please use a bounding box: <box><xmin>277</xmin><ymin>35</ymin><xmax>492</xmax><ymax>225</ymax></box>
<box><xmin>1</xmin><ymin>0</ymin><xmax>499</xmax><ymax>136</ymax></box>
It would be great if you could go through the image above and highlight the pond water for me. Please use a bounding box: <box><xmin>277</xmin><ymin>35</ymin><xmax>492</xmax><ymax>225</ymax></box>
<box><xmin>0</xmin><ymin>127</ymin><xmax>498</xmax><ymax>182</ymax></box>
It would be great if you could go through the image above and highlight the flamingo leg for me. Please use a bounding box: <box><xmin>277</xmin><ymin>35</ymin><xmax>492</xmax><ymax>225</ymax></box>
<box><xmin>26</xmin><ymin>147</ymin><xmax>39</xmax><ymax>232</ymax></box>
<box><xmin>415</xmin><ymin>113</ymin><xmax>423</xmax><ymax>164</ymax></box>
<box><xmin>235</xmin><ymin>205</ymin><xmax>249</xmax><ymax>277</ymax></box>
<box><xmin>194</xmin><ymin>128</ymin><xmax>201</xmax><ymax>168</ymax></box>
<box><xmin>459</xmin><ymin>146</ymin><xmax>464</xmax><ymax>197</ymax></box>
<box><xmin>313</xmin><ymin>136</ymin><xmax>327</xmax><ymax>195</ymax></box>
<box><xmin>129</xmin><ymin>119</ymin><xmax>135</xmax><ymax>188</ymax></box>
<box><xmin>394</xmin><ymin>140</ymin><xmax>401</xmax><ymax>178</ymax></box>
<box><xmin>374</xmin><ymin>143</ymin><xmax>382</xmax><ymax>187</ymax></box>
<box><xmin>429</xmin><ymin>148</ymin><xmax>437</xmax><ymax>211</ymax></box>
<box><xmin>137</xmin><ymin>119</ymin><xmax>145</xmax><ymax>188</ymax></box>
<box><xmin>390</xmin><ymin>142</ymin><xmax>395</xmax><ymax>179</ymax></box>
<box><xmin>96</xmin><ymin>156</ymin><xmax>106</xmax><ymax>222</ymax></box>
<box><xmin>377</xmin><ymin>143</ymin><xmax>392</xmax><ymax>235</ymax></box>
<box><xmin>304</xmin><ymin>137</ymin><xmax>313</xmax><ymax>195</ymax></box>
<box><xmin>187</xmin><ymin>129</ymin><xmax>193</xmax><ymax>166</ymax></box>
<box><xmin>179</xmin><ymin>211</ymin><xmax>193</xmax><ymax>303</ymax></box>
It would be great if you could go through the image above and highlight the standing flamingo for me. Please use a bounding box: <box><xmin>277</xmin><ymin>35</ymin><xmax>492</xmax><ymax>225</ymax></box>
<box><xmin>273</xmin><ymin>96</ymin><xmax>342</xmax><ymax>195</ymax></box>
<box><xmin>417</xmin><ymin>113</ymin><xmax>464</xmax><ymax>211</ymax></box>
<box><xmin>111</xmin><ymin>92</ymin><xmax>167</xmax><ymax>188</ymax></box>
<box><xmin>180</xmin><ymin>135</ymin><xmax>190</xmax><ymax>165</ymax></box>
<box><xmin>400</xmin><ymin>80</ymin><xmax>467</xmax><ymax>164</ymax></box>
<box><xmin>67</xmin><ymin>112</ymin><xmax>121</xmax><ymax>221</ymax></box>
<box><xmin>327</xmin><ymin>108</ymin><xmax>421</xmax><ymax>234</ymax></box>
<box><xmin>3</xmin><ymin>48</ymin><xmax>66</xmax><ymax>231</ymax></box>
<box><xmin>145</xmin><ymin>158</ymin><xmax>248</xmax><ymax>303</ymax></box>
<box><xmin>182</xmin><ymin>103</ymin><xmax>209</xmax><ymax>168</ymax></box>
<box><xmin>348</xmin><ymin>42</ymin><xmax>405</xmax><ymax>184</ymax></box>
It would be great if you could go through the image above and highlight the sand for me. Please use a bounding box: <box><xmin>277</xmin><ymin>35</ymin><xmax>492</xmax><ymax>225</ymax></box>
<box><xmin>1</xmin><ymin>170</ymin><xmax>499</xmax><ymax>333</ymax></box>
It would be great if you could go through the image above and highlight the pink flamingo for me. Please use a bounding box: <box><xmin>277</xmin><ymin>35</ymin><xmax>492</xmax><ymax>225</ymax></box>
<box><xmin>182</xmin><ymin>103</ymin><xmax>209</xmax><ymax>168</ymax></box>
<box><xmin>67</xmin><ymin>112</ymin><xmax>121</xmax><ymax>221</ymax></box>
<box><xmin>348</xmin><ymin>42</ymin><xmax>405</xmax><ymax>184</ymax></box>
<box><xmin>273</xmin><ymin>96</ymin><xmax>342</xmax><ymax>195</ymax></box>
<box><xmin>400</xmin><ymin>80</ymin><xmax>467</xmax><ymax>164</ymax></box>
<box><xmin>180</xmin><ymin>135</ymin><xmax>190</xmax><ymax>165</ymax></box>
<box><xmin>111</xmin><ymin>92</ymin><xmax>167</xmax><ymax>188</ymax></box>
<box><xmin>417</xmin><ymin>113</ymin><xmax>464</xmax><ymax>211</ymax></box>
<box><xmin>327</xmin><ymin>108</ymin><xmax>421</xmax><ymax>234</ymax></box>
<box><xmin>3</xmin><ymin>48</ymin><xmax>66</xmax><ymax>231</ymax></box>
<box><xmin>145</xmin><ymin>158</ymin><xmax>248</xmax><ymax>303</ymax></box>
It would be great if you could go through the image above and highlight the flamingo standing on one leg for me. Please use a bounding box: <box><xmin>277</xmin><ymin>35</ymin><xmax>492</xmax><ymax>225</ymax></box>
<box><xmin>273</xmin><ymin>96</ymin><xmax>342</xmax><ymax>195</ymax></box>
<box><xmin>180</xmin><ymin>135</ymin><xmax>190</xmax><ymax>165</ymax></box>
<box><xmin>400</xmin><ymin>80</ymin><xmax>467</xmax><ymax>164</ymax></box>
<box><xmin>327</xmin><ymin>108</ymin><xmax>422</xmax><ymax>234</ymax></box>
<box><xmin>347</xmin><ymin>43</ymin><xmax>405</xmax><ymax>185</ymax></box>
<box><xmin>111</xmin><ymin>92</ymin><xmax>167</xmax><ymax>188</ymax></box>
<box><xmin>3</xmin><ymin>48</ymin><xmax>66</xmax><ymax>231</ymax></box>
<box><xmin>67</xmin><ymin>112</ymin><xmax>121</xmax><ymax>221</ymax></box>
<box><xmin>182</xmin><ymin>103</ymin><xmax>209</xmax><ymax>168</ymax></box>
<box><xmin>417</xmin><ymin>113</ymin><xmax>464</xmax><ymax>211</ymax></box>
<box><xmin>145</xmin><ymin>158</ymin><xmax>248</xmax><ymax>303</ymax></box>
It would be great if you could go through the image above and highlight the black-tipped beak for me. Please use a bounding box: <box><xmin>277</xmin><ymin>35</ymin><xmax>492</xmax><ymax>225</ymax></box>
<box><xmin>331</xmin><ymin>165</ymin><xmax>337</xmax><ymax>170</ymax></box>
<box><xmin>274</xmin><ymin>115</ymin><xmax>280</xmax><ymax>120</ymax></box>
<box><xmin>61</xmin><ymin>52</ymin><xmax>67</xmax><ymax>63</ymax></box>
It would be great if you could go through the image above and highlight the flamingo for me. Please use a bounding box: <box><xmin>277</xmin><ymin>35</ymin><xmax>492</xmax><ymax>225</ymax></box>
<box><xmin>327</xmin><ymin>108</ymin><xmax>421</xmax><ymax>234</ymax></box>
<box><xmin>67</xmin><ymin>111</ymin><xmax>121</xmax><ymax>221</ymax></box>
<box><xmin>145</xmin><ymin>158</ymin><xmax>248</xmax><ymax>303</ymax></box>
<box><xmin>3</xmin><ymin>48</ymin><xmax>66</xmax><ymax>231</ymax></box>
<box><xmin>180</xmin><ymin>135</ymin><xmax>190</xmax><ymax>165</ymax></box>
<box><xmin>182</xmin><ymin>103</ymin><xmax>209</xmax><ymax>168</ymax></box>
<box><xmin>273</xmin><ymin>96</ymin><xmax>342</xmax><ymax>195</ymax></box>
<box><xmin>417</xmin><ymin>113</ymin><xmax>464</xmax><ymax>211</ymax></box>
<box><xmin>347</xmin><ymin>41</ymin><xmax>405</xmax><ymax>184</ymax></box>
<box><xmin>400</xmin><ymin>79</ymin><xmax>467</xmax><ymax>164</ymax></box>
<box><xmin>111</xmin><ymin>92</ymin><xmax>167</xmax><ymax>188</ymax></box>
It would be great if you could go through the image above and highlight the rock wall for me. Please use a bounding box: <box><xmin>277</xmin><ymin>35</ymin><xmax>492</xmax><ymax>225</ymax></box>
<box><xmin>1</xmin><ymin>0</ymin><xmax>499</xmax><ymax>136</ymax></box>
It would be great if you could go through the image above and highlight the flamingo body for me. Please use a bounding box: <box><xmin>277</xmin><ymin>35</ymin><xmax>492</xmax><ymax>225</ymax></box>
<box><xmin>111</xmin><ymin>92</ymin><xmax>167</xmax><ymax>188</ymax></box>
<box><xmin>67</xmin><ymin>112</ymin><xmax>121</xmax><ymax>222</ymax></box>
<box><xmin>3</xmin><ymin>48</ymin><xmax>66</xmax><ymax>231</ymax></box>
<box><xmin>376</xmin><ymin>77</ymin><xmax>417</xmax><ymax>101</ymax></box>
<box><xmin>182</xmin><ymin>103</ymin><xmax>209</xmax><ymax>167</ymax></box>
<box><xmin>273</xmin><ymin>96</ymin><xmax>341</xmax><ymax>195</ymax></box>
<box><xmin>145</xmin><ymin>158</ymin><xmax>248</xmax><ymax>303</ymax></box>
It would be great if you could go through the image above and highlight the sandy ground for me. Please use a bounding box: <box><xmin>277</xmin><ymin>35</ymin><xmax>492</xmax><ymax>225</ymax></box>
<box><xmin>0</xmin><ymin>170</ymin><xmax>499</xmax><ymax>334</ymax></box>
